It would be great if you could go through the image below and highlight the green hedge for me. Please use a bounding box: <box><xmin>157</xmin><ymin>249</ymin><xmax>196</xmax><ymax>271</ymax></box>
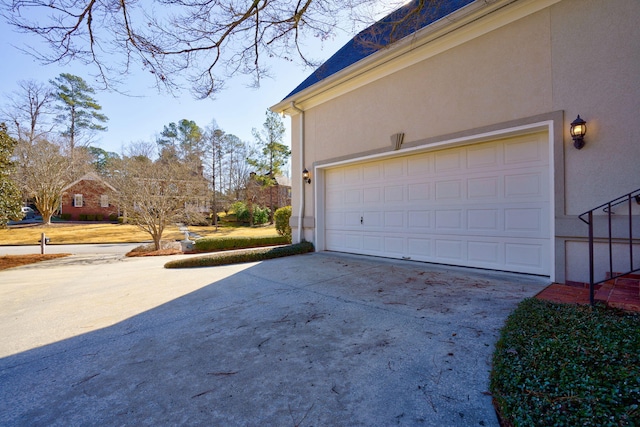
<box><xmin>164</xmin><ymin>241</ymin><xmax>314</xmax><ymax>269</ymax></box>
<box><xmin>194</xmin><ymin>235</ymin><xmax>291</xmax><ymax>253</ymax></box>
<box><xmin>490</xmin><ymin>298</ymin><xmax>640</xmax><ymax>426</ymax></box>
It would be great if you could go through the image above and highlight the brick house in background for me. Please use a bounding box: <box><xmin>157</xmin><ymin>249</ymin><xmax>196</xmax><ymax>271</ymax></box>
<box><xmin>61</xmin><ymin>172</ymin><xmax>119</xmax><ymax>220</ymax></box>
<box><xmin>248</xmin><ymin>174</ymin><xmax>292</xmax><ymax>211</ymax></box>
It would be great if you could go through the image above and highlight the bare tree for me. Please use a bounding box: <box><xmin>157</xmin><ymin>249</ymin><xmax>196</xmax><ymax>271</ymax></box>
<box><xmin>2</xmin><ymin>0</ymin><xmax>416</xmax><ymax>98</ymax></box>
<box><xmin>203</xmin><ymin>121</ymin><xmax>225</xmax><ymax>229</ymax></box>
<box><xmin>19</xmin><ymin>139</ymin><xmax>72</xmax><ymax>225</ymax></box>
<box><xmin>111</xmin><ymin>153</ymin><xmax>208</xmax><ymax>250</ymax></box>
<box><xmin>1</xmin><ymin>80</ymin><xmax>55</xmax><ymax>144</ymax></box>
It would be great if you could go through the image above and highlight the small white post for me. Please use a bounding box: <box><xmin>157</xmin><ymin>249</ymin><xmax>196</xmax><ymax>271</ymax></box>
<box><xmin>40</xmin><ymin>232</ymin><xmax>46</xmax><ymax>255</ymax></box>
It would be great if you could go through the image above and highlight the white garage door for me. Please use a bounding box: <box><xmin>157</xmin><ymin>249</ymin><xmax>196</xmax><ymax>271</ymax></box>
<box><xmin>324</xmin><ymin>132</ymin><xmax>551</xmax><ymax>275</ymax></box>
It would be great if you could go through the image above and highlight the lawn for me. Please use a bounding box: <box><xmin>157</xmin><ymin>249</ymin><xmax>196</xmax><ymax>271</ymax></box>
<box><xmin>0</xmin><ymin>222</ymin><xmax>279</xmax><ymax>245</ymax></box>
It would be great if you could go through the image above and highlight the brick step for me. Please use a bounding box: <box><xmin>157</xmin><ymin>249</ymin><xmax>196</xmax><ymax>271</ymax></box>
<box><xmin>536</xmin><ymin>273</ymin><xmax>640</xmax><ymax>313</ymax></box>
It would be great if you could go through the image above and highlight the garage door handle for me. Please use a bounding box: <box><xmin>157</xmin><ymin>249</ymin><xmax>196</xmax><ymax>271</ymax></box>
<box><xmin>360</xmin><ymin>216</ymin><xmax>363</xmax><ymax>224</ymax></box>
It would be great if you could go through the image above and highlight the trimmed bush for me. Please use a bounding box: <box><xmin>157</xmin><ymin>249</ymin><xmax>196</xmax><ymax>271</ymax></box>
<box><xmin>86</xmin><ymin>214</ymin><xmax>96</xmax><ymax>221</ymax></box>
<box><xmin>60</xmin><ymin>213</ymin><xmax>72</xmax><ymax>221</ymax></box>
<box><xmin>164</xmin><ymin>241</ymin><xmax>314</xmax><ymax>268</ymax></box>
<box><xmin>78</xmin><ymin>213</ymin><xmax>88</xmax><ymax>221</ymax></box>
<box><xmin>96</xmin><ymin>214</ymin><xmax>104</xmax><ymax>221</ymax></box>
<box><xmin>109</xmin><ymin>213</ymin><xmax>118</xmax><ymax>222</ymax></box>
<box><xmin>490</xmin><ymin>298</ymin><xmax>640</xmax><ymax>426</ymax></box>
<box><xmin>194</xmin><ymin>235</ymin><xmax>290</xmax><ymax>253</ymax></box>
<box><xmin>274</xmin><ymin>206</ymin><xmax>292</xmax><ymax>237</ymax></box>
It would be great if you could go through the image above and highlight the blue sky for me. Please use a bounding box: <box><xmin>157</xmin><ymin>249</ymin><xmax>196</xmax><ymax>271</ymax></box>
<box><xmin>0</xmin><ymin>17</ymin><xmax>353</xmax><ymax>155</ymax></box>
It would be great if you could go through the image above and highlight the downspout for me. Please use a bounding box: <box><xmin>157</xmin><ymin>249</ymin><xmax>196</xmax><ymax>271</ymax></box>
<box><xmin>290</xmin><ymin>101</ymin><xmax>305</xmax><ymax>243</ymax></box>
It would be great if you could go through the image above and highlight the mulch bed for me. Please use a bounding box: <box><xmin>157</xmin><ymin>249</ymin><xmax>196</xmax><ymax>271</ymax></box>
<box><xmin>0</xmin><ymin>254</ymin><xmax>71</xmax><ymax>270</ymax></box>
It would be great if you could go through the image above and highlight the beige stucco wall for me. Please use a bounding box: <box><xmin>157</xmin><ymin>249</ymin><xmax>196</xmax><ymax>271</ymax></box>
<box><xmin>285</xmin><ymin>0</ymin><xmax>640</xmax><ymax>281</ymax></box>
<box><xmin>550</xmin><ymin>0</ymin><xmax>640</xmax><ymax>214</ymax></box>
<box><xmin>305</xmin><ymin>8</ymin><xmax>552</xmax><ymax>164</ymax></box>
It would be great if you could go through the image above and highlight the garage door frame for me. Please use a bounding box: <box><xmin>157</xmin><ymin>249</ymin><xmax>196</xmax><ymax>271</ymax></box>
<box><xmin>313</xmin><ymin>120</ymin><xmax>557</xmax><ymax>280</ymax></box>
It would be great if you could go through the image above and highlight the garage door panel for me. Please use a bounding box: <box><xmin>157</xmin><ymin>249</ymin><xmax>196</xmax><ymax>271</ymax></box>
<box><xmin>407</xmin><ymin>211</ymin><xmax>431</xmax><ymax>228</ymax></box>
<box><xmin>435</xmin><ymin>180</ymin><xmax>462</xmax><ymax>200</ymax></box>
<box><xmin>407</xmin><ymin>153</ymin><xmax>432</xmax><ymax>175</ymax></box>
<box><xmin>435</xmin><ymin>210</ymin><xmax>463</xmax><ymax>230</ymax></box>
<box><xmin>467</xmin><ymin>241</ymin><xmax>501</xmax><ymax>264</ymax></box>
<box><xmin>384</xmin><ymin>185</ymin><xmax>404</xmax><ymax>202</ymax></box>
<box><xmin>504</xmin><ymin>173</ymin><xmax>543</xmax><ymax>198</ymax></box>
<box><xmin>344</xmin><ymin>212</ymin><xmax>362</xmax><ymax>227</ymax></box>
<box><xmin>407</xmin><ymin>238</ymin><xmax>432</xmax><ymax>256</ymax></box>
<box><xmin>324</xmin><ymin>132</ymin><xmax>550</xmax><ymax>275</ymax></box>
<box><xmin>505</xmin><ymin>242</ymin><xmax>544</xmax><ymax>268</ymax></box>
<box><xmin>344</xmin><ymin>167</ymin><xmax>363</xmax><ymax>183</ymax></box>
<box><xmin>384</xmin><ymin>159</ymin><xmax>404</xmax><ymax>178</ymax></box>
<box><xmin>467</xmin><ymin>144</ymin><xmax>499</xmax><ymax>168</ymax></box>
<box><xmin>467</xmin><ymin>209</ymin><xmax>499</xmax><ymax>231</ymax></box>
<box><xmin>467</xmin><ymin>176</ymin><xmax>499</xmax><ymax>199</ymax></box>
<box><xmin>504</xmin><ymin>135</ymin><xmax>545</xmax><ymax>164</ymax></box>
<box><xmin>504</xmin><ymin>208</ymin><xmax>543</xmax><ymax>232</ymax></box>
<box><xmin>384</xmin><ymin>211</ymin><xmax>404</xmax><ymax>227</ymax></box>
<box><xmin>435</xmin><ymin>150</ymin><xmax>463</xmax><ymax>172</ymax></box>
<box><xmin>362</xmin><ymin>235</ymin><xmax>382</xmax><ymax>252</ymax></box>
<box><xmin>435</xmin><ymin>239</ymin><xmax>464</xmax><ymax>261</ymax></box>
<box><xmin>408</xmin><ymin>182</ymin><xmax>430</xmax><ymax>201</ymax></box>
<box><xmin>384</xmin><ymin>237</ymin><xmax>404</xmax><ymax>254</ymax></box>
<box><xmin>344</xmin><ymin>189</ymin><xmax>361</xmax><ymax>204</ymax></box>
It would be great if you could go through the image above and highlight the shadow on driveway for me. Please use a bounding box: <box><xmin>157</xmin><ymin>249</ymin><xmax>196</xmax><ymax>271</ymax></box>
<box><xmin>0</xmin><ymin>253</ymin><xmax>548</xmax><ymax>426</ymax></box>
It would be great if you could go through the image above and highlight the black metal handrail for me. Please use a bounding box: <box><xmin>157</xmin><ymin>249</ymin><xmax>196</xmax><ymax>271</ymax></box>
<box><xmin>578</xmin><ymin>188</ymin><xmax>640</xmax><ymax>304</ymax></box>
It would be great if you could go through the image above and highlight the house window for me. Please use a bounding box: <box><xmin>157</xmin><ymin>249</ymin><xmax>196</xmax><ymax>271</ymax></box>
<box><xmin>74</xmin><ymin>194</ymin><xmax>83</xmax><ymax>207</ymax></box>
<box><xmin>100</xmin><ymin>194</ymin><xmax>109</xmax><ymax>208</ymax></box>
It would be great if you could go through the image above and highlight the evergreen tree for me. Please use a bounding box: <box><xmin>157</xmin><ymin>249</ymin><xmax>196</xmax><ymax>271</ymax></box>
<box><xmin>0</xmin><ymin>123</ymin><xmax>24</xmax><ymax>227</ymax></box>
<box><xmin>51</xmin><ymin>73</ymin><xmax>108</xmax><ymax>156</ymax></box>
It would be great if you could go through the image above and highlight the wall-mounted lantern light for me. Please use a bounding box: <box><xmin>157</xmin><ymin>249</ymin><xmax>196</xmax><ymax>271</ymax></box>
<box><xmin>302</xmin><ymin>168</ymin><xmax>311</xmax><ymax>184</ymax></box>
<box><xmin>570</xmin><ymin>115</ymin><xmax>587</xmax><ymax>149</ymax></box>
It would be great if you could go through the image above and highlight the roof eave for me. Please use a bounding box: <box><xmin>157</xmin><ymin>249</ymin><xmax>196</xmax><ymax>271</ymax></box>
<box><xmin>271</xmin><ymin>0</ymin><xmax>507</xmax><ymax>114</ymax></box>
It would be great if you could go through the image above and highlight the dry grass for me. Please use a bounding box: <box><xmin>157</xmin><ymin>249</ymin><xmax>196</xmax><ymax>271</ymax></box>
<box><xmin>126</xmin><ymin>249</ymin><xmax>183</xmax><ymax>257</ymax></box>
<box><xmin>0</xmin><ymin>223</ymin><xmax>278</xmax><ymax>245</ymax></box>
<box><xmin>0</xmin><ymin>254</ymin><xmax>71</xmax><ymax>270</ymax></box>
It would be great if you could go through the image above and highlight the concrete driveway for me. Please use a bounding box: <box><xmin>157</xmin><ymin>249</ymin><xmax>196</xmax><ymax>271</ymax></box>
<box><xmin>0</xmin><ymin>251</ymin><xmax>548</xmax><ymax>426</ymax></box>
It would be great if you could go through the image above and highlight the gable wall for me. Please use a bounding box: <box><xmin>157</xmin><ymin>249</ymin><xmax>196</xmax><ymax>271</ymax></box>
<box><xmin>61</xmin><ymin>180</ymin><xmax>118</xmax><ymax>221</ymax></box>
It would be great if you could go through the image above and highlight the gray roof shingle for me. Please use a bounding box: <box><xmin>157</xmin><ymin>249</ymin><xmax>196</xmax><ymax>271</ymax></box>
<box><xmin>284</xmin><ymin>0</ymin><xmax>476</xmax><ymax>100</ymax></box>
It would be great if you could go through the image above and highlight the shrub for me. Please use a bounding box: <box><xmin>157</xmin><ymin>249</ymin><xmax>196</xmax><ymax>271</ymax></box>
<box><xmin>253</xmin><ymin>206</ymin><xmax>270</xmax><ymax>225</ymax></box>
<box><xmin>194</xmin><ymin>235</ymin><xmax>290</xmax><ymax>253</ymax></box>
<box><xmin>164</xmin><ymin>241</ymin><xmax>314</xmax><ymax>268</ymax></box>
<box><xmin>109</xmin><ymin>213</ymin><xmax>118</xmax><ymax>222</ymax></box>
<box><xmin>228</xmin><ymin>201</ymin><xmax>270</xmax><ymax>225</ymax></box>
<box><xmin>96</xmin><ymin>214</ymin><xmax>104</xmax><ymax>221</ymax></box>
<box><xmin>117</xmin><ymin>216</ymin><xmax>125</xmax><ymax>224</ymax></box>
<box><xmin>60</xmin><ymin>213</ymin><xmax>72</xmax><ymax>221</ymax></box>
<box><xmin>490</xmin><ymin>298</ymin><xmax>640</xmax><ymax>426</ymax></box>
<box><xmin>230</xmin><ymin>201</ymin><xmax>248</xmax><ymax>222</ymax></box>
<box><xmin>78</xmin><ymin>213</ymin><xmax>88</xmax><ymax>221</ymax></box>
<box><xmin>274</xmin><ymin>206</ymin><xmax>292</xmax><ymax>237</ymax></box>
<box><xmin>86</xmin><ymin>214</ymin><xmax>96</xmax><ymax>221</ymax></box>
